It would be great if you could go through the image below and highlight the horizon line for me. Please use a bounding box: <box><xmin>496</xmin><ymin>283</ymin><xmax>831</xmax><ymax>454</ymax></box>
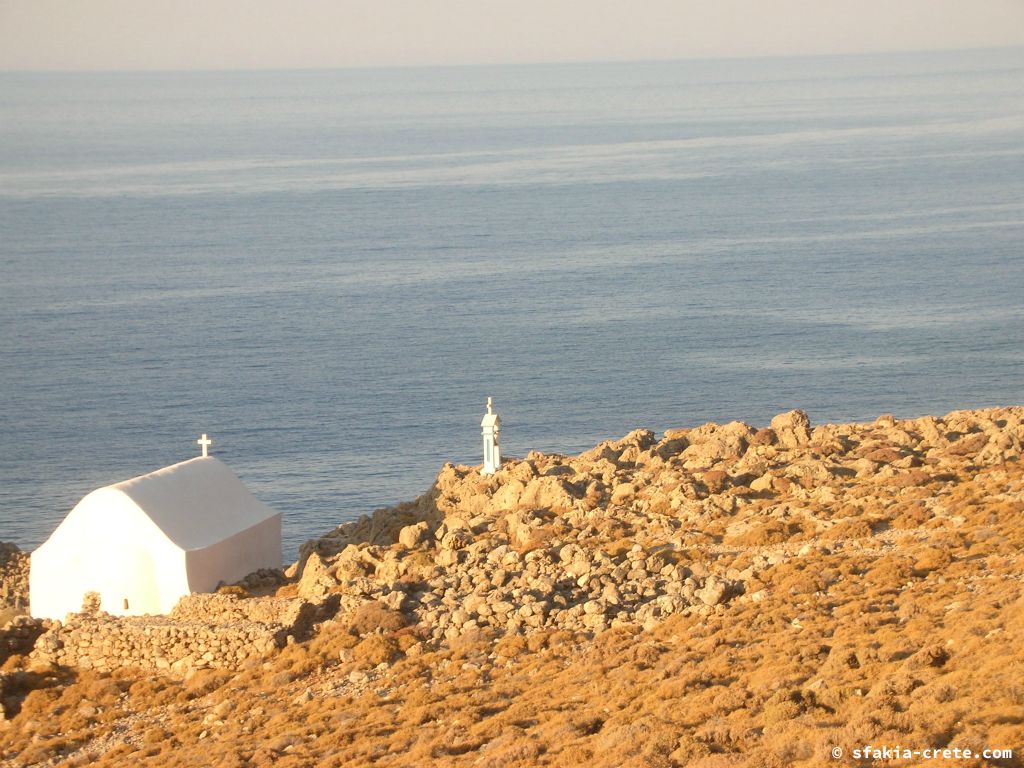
<box><xmin>2</xmin><ymin>43</ymin><xmax>1021</xmax><ymax>77</ymax></box>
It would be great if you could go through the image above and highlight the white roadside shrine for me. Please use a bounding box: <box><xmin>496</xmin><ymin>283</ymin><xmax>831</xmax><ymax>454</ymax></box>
<box><xmin>29</xmin><ymin>435</ymin><xmax>281</xmax><ymax>620</ymax></box>
<box><xmin>481</xmin><ymin>397</ymin><xmax>502</xmax><ymax>475</ymax></box>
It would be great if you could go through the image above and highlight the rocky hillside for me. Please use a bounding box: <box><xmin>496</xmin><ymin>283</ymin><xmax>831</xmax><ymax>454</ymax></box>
<box><xmin>1</xmin><ymin>406</ymin><xmax>1022</xmax><ymax>767</ymax></box>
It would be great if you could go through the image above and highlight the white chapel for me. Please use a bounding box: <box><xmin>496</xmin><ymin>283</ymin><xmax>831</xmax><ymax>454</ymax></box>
<box><xmin>30</xmin><ymin>436</ymin><xmax>281</xmax><ymax>620</ymax></box>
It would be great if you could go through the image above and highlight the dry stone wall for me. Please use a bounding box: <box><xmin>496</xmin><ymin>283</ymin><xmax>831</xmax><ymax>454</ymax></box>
<box><xmin>0</xmin><ymin>544</ymin><xmax>29</xmax><ymax>613</ymax></box>
<box><xmin>0</xmin><ymin>617</ymin><xmax>52</xmax><ymax>664</ymax></box>
<box><xmin>30</xmin><ymin>594</ymin><xmax>318</xmax><ymax>677</ymax></box>
<box><xmin>32</xmin><ymin>616</ymin><xmax>283</xmax><ymax>676</ymax></box>
<box><xmin>169</xmin><ymin>593</ymin><xmax>311</xmax><ymax>627</ymax></box>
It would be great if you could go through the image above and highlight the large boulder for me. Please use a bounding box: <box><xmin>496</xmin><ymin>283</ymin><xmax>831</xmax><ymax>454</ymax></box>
<box><xmin>680</xmin><ymin>421</ymin><xmax>753</xmax><ymax>469</ymax></box>
<box><xmin>398</xmin><ymin>522</ymin><xmax>431</xmax><ymax>549</ymax></box>
<box><xmin>296</xmin><ymin>552</ymin><xmax>336</xmax><ymax>601</ymax></box>
<box><xmin>770</xmin><ymin>410</ymin><xmax>812</xmax><ymax>449</ymax></box>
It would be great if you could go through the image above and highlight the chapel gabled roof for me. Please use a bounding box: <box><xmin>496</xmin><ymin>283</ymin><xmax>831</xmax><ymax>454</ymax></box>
<box><xmin>107</xmin><ymin>456</ymin><xmax>279</xmax><ymax>551</ymax></box>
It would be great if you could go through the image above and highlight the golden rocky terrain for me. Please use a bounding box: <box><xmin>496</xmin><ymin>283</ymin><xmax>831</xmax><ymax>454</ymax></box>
<box><xmin>1</xmin><ymin>406</ymin><xmax>1022</xmax><ymax>767</ymax></box>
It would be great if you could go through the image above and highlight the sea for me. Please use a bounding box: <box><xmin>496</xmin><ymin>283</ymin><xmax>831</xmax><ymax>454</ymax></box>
<box><xmin>2</xmin><ymin>48</ymin><xmax>1023</xmax><ymax>559</ymax></box>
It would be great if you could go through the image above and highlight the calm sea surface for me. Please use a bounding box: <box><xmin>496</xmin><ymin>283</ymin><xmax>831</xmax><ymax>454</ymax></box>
<box><xmin>2</xmin><ymin>50</ymin><xmax>1023</xmax><ymax>558</ymax></box>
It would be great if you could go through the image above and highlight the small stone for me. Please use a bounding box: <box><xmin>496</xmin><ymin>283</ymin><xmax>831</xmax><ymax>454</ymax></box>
<box><xmin>436</xmin><ymin>549</ymin><xmax>460</xmax><ymax>568</ymax></box>
<box><xmin>380</xmin><ymin>590</ymin><xmax>405</xmax><ymax>611</ymax></box>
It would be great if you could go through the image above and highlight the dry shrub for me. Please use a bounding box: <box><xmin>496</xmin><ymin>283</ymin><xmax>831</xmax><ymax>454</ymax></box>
<box><xmin>348</xmin><ymin>601</ymin><xmax>407</xmax><ymax>636</ymax></box>
<box><xmin>726</xmin><ymin>518</ymin><xmax>804</xmax><ymax>546</ymax></box>
<box><xmin>892</xmin><ymin>501</ymin><xmax>932</xmax><ymax>529</ymax></box>
<box><xmin>512</xmin><ymin>525</ymin><xmax>556</xmax><ymax>555</ymax></box>
<box><xmin>126</xmin><ymin>675</ymin><xmax>177</xmax><ymax>712</ymax></box>
<box><xmin>2</xmin><ymin>665</ymin><xmax>76</xmax><ymax>720</ymax></box>
<box><xmin>912</xmin><ymin>546</ymin><xmax>953</xmax><ymax>575</ymax></box>
<box><xmin>352</xmin><ymin>634</ymin><xmax>401</xmax><ymax>667</ymax></box>
<box><xmin>592</xmin><ymin>715</ymin><xmax>678</xmax><ymax>767</ymax></box>
<box><xmin>761</xmin><ymin>689</ymin><xmax>813</xmax><ymax>724</ymax></box>
<box><xmin>494</xmin><ymin>634</ymin><xmax>528</xmax><ymax>659</ymax></box>
<box><xmin>14</xmin><ymin>738</ymin><xmax>78</xmax><ymax>766</ymax></box>
<box><xmin>307</xmin><ymin>622</ymin><xmax>361</xmax><ymax>660</ymax></box>
<box><xmin>78</xmin><ymin>675</ymin><xmax>126</xmax><ymax>706</ymax></box>
<box><xmin>396</xmin><ymin>630</ymin><xmax>422</xmax><ymax>653</ymax></box>
<box><xmin>525</xmin><ymin>630</ymin><xmax>554</xmax><ymax>653</ymax></box>
<box><xmin>143</xmin><ymin>726</ymin><xmax>170</xmax><ymax>745</ymax></box>
<box><xmin>865</xmin><ymin>554</ymin><xmax>913</xmax><ymax>586</ymax></box>
<box><xmin>758</xmin><ymin>728</ymin><xmax>817</xmax><ymax>766</ymax></box>
<box><xmin>128</xmin><ymin>676</ymin><xmax>177</xmax><ymax>708</ymax></box>
<box><xmin>477</xmin><ymin>728</ymin><xmax>544</xmax><ymax>767</ymax></box>
<box><xmin>767</xmin><ymin>562</ymin><xmax>826</xmax><ymax>594</ymax></box>
<box><xmin>821</xmin><ymin>517</ymin><xmax>878</xmax><ymax>541</ymax></box>
<box><xmin>670</xmin><ymin>735</ymin><xmax>713</xmax><ymax>764</ymax></box>
<box><xmin>276</xmin><ymin>640</ymin><xmax>328</xmax><ymax>677</ymax></box>
<box><xmin>181</xmin><ymin>668</ymin><xmax>232</xmax><ymax>699</ymax></box>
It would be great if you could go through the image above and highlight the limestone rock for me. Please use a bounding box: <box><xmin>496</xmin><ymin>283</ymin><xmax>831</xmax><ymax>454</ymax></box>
<box><xmin>436</xmin><ymin>549</ymin><xmax>460</xmax><ymax>568</ymax></box>
<box><xmin>610</xmin><ymin>482</ymin><xmax>637</xmax><ymax>505</ymax></box>
<box><xmin>695</xmin><ymin>577</ymin><xmax>730</xmax><ymax>607</ymax></box>
<box><xmin>398</xmin><ymin>522</ymin><xmax>431</xmax><ymax>549</ymax></box>
<box><xmin>770</xmin><ymin>410</ymin><xmax>812</xmax><ymax>449</ymax></box>
<box><xmin>297</xmin><ymin>553</ymin><xmax>335</xmax><ymax>601</ymax></box>
<box><xmin>490</xmin><ymin>480</ymin><xmax>526</xmax><ymax>510</ymax></box>
<box><xmin>518</xmin><ymin>476</ymin><xmax>580</xmax><ymax>512</ymax></box>
<box><xmin>439</xmin><ymin>527</ymin><xmax>473</xmax><ymax>551</ymax></box>
<box><xmin>678</xmin><ymin>421</ymin><xmax>753</xmax><ymax>469</ymax></box>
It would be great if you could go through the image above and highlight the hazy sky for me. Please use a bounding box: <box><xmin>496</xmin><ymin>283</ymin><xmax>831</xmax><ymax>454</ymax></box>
<box><xmin>2</xmin><ymin>0</ymin><xmax>1023</xmax><ymax>71</ymax></box>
